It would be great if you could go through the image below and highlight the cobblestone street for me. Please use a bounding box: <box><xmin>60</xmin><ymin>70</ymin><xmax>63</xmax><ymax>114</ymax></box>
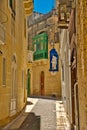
<box><xmin>3</xmin><ymin>97</ymin><xmax>71</xmax><ymax>130</ymax></box>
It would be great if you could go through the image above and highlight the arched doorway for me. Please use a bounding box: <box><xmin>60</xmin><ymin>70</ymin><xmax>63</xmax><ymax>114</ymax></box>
<box><xmin>40</xmin><ymin>71</ymin><xmax>44</xmax><ymax>95</ymax></box>
<box><xmin>27</xmin><ymin>69</ymin><xmax>31</xmax><ymax>96</ymax></box>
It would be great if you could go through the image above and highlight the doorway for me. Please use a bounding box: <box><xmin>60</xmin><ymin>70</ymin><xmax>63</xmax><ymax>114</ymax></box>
<box><xmin>40</xmin><ymin>71</ymin><xmax>44</xmax><ymax>95</ymax></box>
<box><xmin>27</xmin><ymin>69</ymin><xmax>31</xmax><ymax>96</ymax></box>
<box><xmin>71</xmin><ymin>68</ymin><xmax>76</xmax><ymax>125</ymax></box>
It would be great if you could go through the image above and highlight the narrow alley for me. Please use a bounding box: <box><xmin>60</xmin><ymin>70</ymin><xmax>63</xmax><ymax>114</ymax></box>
<box><xmin>2</xmin><ymin>97</ymin><xmax>71</xmax><ymax>130</ymax></box>
<box><xmin>0</xmin><ymin>0</ymin><xmax>87</xmax><ymax>130</ymax></box>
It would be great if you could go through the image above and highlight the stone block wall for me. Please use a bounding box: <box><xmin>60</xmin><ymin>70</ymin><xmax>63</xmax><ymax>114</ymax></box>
<box><xmin>76</xmin><ymin>0</ymin><xmax>87</xmax><ymax>129</ymax></box>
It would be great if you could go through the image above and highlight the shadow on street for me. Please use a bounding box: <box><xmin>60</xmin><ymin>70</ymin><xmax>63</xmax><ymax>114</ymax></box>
<box><xmin>19</xmin><ymin>112</ymin><xmax>40</xmax><ymax>130</ymax></box>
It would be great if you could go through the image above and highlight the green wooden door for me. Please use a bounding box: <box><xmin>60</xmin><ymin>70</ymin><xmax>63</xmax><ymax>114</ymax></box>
<box><xmin>27</xmin><ymin>70</ymin><xmax>30</xmax><ymax>96</ymax></box>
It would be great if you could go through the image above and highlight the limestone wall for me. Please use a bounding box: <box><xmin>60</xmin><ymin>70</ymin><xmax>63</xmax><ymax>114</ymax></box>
<box><xmin>0</xmin><ymin>0</ymin><xmax>27</xmax><ymax>126</ymax></box>
<box><xmin>76</xmin><ymin>0</ymin><xmax>87</xmax><ymax>129</ymax></box>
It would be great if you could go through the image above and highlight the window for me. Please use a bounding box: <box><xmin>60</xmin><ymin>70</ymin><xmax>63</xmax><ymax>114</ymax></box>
<box><xmin>40</xmin><ymin>42</ymin><xmax>43</xmax><ymax>50</ymax></box>
<box><xmin>33</xmin><ymin>33</ymin><xmax>48</xmax><ymax>52</ymax></box>
<box><xmin>37</xmin><ymin>42</ymin><xmax>41</xmax><ymax>51</ymax></box>
<box><xmin>43</xmin><ymin>41</ymin><xmax>46</xmax><ymax>50</ymax></box>
<box><xmin>2</xmin><ymin>58</ymin><xmax>6</xmax><ymax>86</ymax></box>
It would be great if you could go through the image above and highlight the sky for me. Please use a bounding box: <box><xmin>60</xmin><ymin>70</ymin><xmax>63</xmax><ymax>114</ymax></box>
<box><xmin>34</xmin><ymin>0</ymin><xmax>55</xmax><ymax>14</ymax></box>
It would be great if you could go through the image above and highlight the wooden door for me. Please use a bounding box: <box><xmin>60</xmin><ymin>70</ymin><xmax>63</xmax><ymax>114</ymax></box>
<box><xmin>71</xmin><ymin>68</ymin><xmax>76</xmax><ymax>125</ymax></box>
<box><xmin>40</xmin><ymin>71</ymin><xmax>44</xmax><ymax>95</ymax></box>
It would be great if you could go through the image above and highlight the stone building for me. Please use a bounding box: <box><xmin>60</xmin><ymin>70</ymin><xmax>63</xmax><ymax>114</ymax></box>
<box><xmin>58</xmin><ymin>0</ymin><xmax>74</xmax><ymax>127</ymax></box>
<box><xmin>27</xmin><ymin>9</ymin><xmax>61</xmax><ymax>97</ymax></box>
<box><xmin>58</xmin><ymin>0</ymin><xmax>87</xmax><ymax>130</ymax></box>
<box><xmin>0</xmin><ymin>0</ymin><xmax>33</xmax><ymax>126</ymax></box>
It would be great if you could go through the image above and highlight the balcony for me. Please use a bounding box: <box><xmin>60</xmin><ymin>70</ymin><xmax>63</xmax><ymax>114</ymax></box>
<box><xmin>0</xmin><ymin>24</ymin><xmax>5</xmax><ymax>45</ymax></box>
<box><xmin>33</xmin><ymin>50</ymin><xmax>48</xmax><ymax>61</ymax></box>
<box><xmin>23</xmin><ymin>0</ymin><xmax>33</xmax><ymax>16</ymax></box>
<box><xmin>58</xmin><ymin>0</ymin><xmax>74</xmax><ymax>29</ymax></box>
